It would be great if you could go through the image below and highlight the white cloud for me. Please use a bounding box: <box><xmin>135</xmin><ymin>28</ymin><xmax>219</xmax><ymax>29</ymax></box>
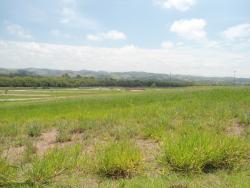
<box><xmin>161</xmin><ymin>41</ymin><xmax>174</xmax><ymax>49</ymax></box>
<box><xmin>50</xmin><ymin>29</ymin><xmax>74</xmax><ymax>39</ymax></box>
<box><xmin>170</xmin><ymin>19</ymin><xmax>207</xmax><ymax>41</ymax></box>
<box><xmin>1</xmin><ymin>40</ymin><xmax>250</xmax><ymax>77</ymax></box>
<box><xmin>59</xmin><ymin>0</ymin><xmax>98</xmax><ymax>29</ymax></box>
<box><xmin>86</xmin><ymin>30</ymin><xmax>127</xmax><ymax>41</ymax></box>
<box><xmin>103</xmin><ymin>30</ymin><xmax>127</xmax><ymax>40</ymax></box>
<box><xmin>4</xmin><ymin>21</ymin><xmax>33</xmax><ymax>40</ymax></box>
<box><xmin>155</xmin><ymin>0</ymin><xmax>196</xmax><ymax>11</ymax></box>
<box><xmin>222</xmin><ymin>23</ymin><xmax>250</xmax><ymax>40</ymax></box>
<box><xmin>86</xmin><ymin>34</ymin><xmax>100</xmax><ymax>41</ymax></box>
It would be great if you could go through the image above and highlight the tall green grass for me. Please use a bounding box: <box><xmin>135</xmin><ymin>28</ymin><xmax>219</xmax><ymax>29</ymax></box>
<box><xmin>0</xmin><ymin>158</ymin><xmax>25</xmax><ymax>187</ymax></box>
<box><xmin>97</xmin><ymin>141</ymin><xmax>142</xmax><ymax>179</ymax></box>
<box><xmin>56</xmin><ymin>129</ymin><xmax>72</xmax><ymax>143</ymax></box>
<box><xmin>162</xmin><ymin>128</ymin><xmax>249</xmax><ymax>173</ymax></box>
<box><xmin>26</xmin><ymin>144</ymin><xmax>81</xmax><ymax>185</ymax></box>
<box><xmin>1</xmin><ymin>87</ymin><xmax>250</xmax><ymax>187</ymax></box>
<box><xmin>0</xmin><ymin>144</ymin><xmax>92</xmax><ymax>187</ymax></box>
<box><xmin>26</xmin><ymin>123</ymin><xmax>42</xmax><ymax>137</ymax></box>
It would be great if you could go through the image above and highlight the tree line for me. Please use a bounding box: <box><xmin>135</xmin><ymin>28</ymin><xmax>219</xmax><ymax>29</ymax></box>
<box><xmin>0</xmin><ymin>74</ymin><xmax>192</xmax><ymax>88</ymax></box>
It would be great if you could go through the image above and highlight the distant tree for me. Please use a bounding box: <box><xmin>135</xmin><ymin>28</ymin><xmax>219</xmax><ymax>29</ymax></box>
<box><xmin>76</xmin><ymin>75</ymin><xmax>82</xmax><ymax>79</ymax></box>
<box><xmin>0</xmin><ymin>75</ymin><xmax>192</xmax><ymax>88</ymax></box>
<box><xmin>62</xmin><ymin>73</ymin><xmax>70</xmax><ymax>79</ymax></box>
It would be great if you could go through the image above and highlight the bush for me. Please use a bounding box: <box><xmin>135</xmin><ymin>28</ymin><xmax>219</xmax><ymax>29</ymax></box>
<box><xmin>97</xmin><ymin>141</ymin><xmax>142</xmax><ymax>179</ymax></box>
<box><xmin>27</xmin><ymin>123</ymin><xmax>41</xmax><ymax>137</ymax></box>
<box><xmin>162</xmin><ymin>128</ymin><xmax>249</xmax><ymax>173</ymax></box>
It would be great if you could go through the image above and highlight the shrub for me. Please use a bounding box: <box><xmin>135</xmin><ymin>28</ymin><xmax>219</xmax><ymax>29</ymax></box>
<box><xmin>162</xmin><ymin>128</ymin><xmax>249</xmax><ymax>173</ymax></box>
<box><xmin>97</xmin><ymin>141</ymin><xmax>142</xmax><ymax>179</ymax></box>
<box><xmin>27</xmin><ymin>123</ymin><xmax>41</xmax><ymax>137</ymax></box>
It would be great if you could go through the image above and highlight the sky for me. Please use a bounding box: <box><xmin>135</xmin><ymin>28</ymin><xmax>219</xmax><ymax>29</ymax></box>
<box><xmin>0</xmin><ymin>0</ymin><xmax>250</xmax><ymax>77</ymax></box>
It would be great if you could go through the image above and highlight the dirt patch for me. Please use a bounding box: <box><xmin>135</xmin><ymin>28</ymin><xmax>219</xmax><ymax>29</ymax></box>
<box><xmin>35</xmin><ymin>129</ymin><xmax>58</xmax><ymax>155</ymax></box>
<box><xmin>135</xmin><ymin>138</ymin><xmax>162</xmax><ymax>175</ymax></box>
<box><xmin>136</xmin><ymin>138</ymin><xmax>160</xmax><ymax>162</ymax></box>
<box><xmin>1</xmin><ymin>146</ymin><xmax>25</xmax><ymax>163</ymax></box>
<box><xmin>2</xmin><ymin>130</ymin><xmax>90</xmax><ymax>162</ymax></box>
<box><xmin>35</xmin><ymin>129</ymin><xmax>85</xmax><ymax>155</ymax></box>
<box><xmin>227</xmin><ymin>122</ymin><xmax>245</xmax><ymax>137</ymax></box>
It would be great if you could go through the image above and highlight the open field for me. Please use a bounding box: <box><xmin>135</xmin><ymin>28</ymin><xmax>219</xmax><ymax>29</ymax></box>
<box><xmin>0</xmin><ymin>86</ymin><xmax>250</xmax><ymax>188</ymax></box>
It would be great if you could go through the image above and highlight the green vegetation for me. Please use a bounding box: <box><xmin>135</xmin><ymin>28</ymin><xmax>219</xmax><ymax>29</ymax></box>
<box><xmin>97</xmin><ymin>141</ymin><xmax>142</xmax><ymax>178</ymax></box>
<box><xmin>26</xmin><ymin>145</ymin><xmax>81</xmax><ymax>185</ymax></box>
<box><xmin>0</xmin><ymin>158</ymin><xmax>20</xmax><ymax>187</ymax></box>
<box><xmin>56</xmin><ymin>129</ymin><xmax>72</xmax><ymax>143</ymax></box>
<box><xmin>27</xmin><ymin>123</ymin><xmax>42</xmax><ymax>137</ymax></box>
<box><xmin>0</xmin><ymin>86</ymin><xmax>250</xmax><ymax>187</ymax></box>
<box><xmin>0</xmin><ymin>75</ymin><xmax>191</xmax><ymax>88</ymax></box>
<box><xmin>162</xmin><ymin>128</ymin><xmax>249</xmax><ymax>173</ymax></box>
<box><xmin>22</xmin><ymin>141</ymin><xmax>37</xmax><ymax>163</ymax></box>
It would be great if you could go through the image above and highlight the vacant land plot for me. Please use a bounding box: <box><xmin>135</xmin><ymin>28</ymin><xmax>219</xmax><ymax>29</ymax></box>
<box><xmin>0</xmin><ymin>87</ymin><xmax>250</xmax><ymax>187</ymax></box>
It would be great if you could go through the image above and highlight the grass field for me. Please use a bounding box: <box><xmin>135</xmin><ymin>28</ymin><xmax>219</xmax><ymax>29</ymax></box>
<box><xmin>0</xmin><ymin>86</ymin><xmax>250</xmax><ymax>188</ymax></box>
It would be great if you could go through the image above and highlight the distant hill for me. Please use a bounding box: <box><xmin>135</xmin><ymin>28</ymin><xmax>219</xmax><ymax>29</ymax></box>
<box><xmin>0</xmin><ymin>68</ymin><xmax>249</xmax><ymax>85</ymax></box>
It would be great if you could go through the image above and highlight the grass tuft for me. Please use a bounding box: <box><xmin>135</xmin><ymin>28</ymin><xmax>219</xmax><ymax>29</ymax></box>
<box><xmin>143</xmin><ymin>123</ymin><xmax>167</xmax><ymax>141</ymax></box>
<box><xmin>0</xmin><ymin>124</ymin><xmax>20</xmax><ymax>137</ymax></box>
<box><xmin>0</xmin><ymin>158</ymin><xmax>26</xmax><ymax>187</ymax></box>
<box><xmin>56</xmin><ymin>129</ymin><xmax>72</xmax><ymax>143</ymax></box>
<box><xmin>22</xmin><ymin>141</ymin><xmax>37</xmax><ymax>163</ymax></box>
<box><xmin>239</xmin><ymin>112</ymin><xmax>250</xmax><ymax>125</ymax></box>
<box><xmin>27</xmin><ymin>123</ymin><xmax>41</xmax><ymax>137</ymax></box>
<box><xmin>97</xmin><ymin>141</ymin><xmax>142</xmax><ymax>179</ymax></box>
<box><xmin>162</xmin><ymin>128</ymin><xmax>249</xmax><ymax>173</ymax></box>
<box><xmin>26</xmin><ymin>144</ymin><xmax>81</xmax><ymax>185</ymax></box>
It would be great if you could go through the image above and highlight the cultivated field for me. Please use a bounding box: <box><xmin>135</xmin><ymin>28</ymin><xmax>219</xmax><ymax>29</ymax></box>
<box><xmin>0</xmin><ymin>87</ymin><xmax>250</xmax><ymax>188</ymax></box>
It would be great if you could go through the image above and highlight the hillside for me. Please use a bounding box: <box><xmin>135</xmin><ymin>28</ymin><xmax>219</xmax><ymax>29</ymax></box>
<box><xmin>0</xmin><ymin>68</ymin><xmax>249</xmax><ymax>85</ymax></box>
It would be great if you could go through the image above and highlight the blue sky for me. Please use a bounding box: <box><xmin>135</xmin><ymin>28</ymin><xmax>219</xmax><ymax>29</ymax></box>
<box><xmin>0</xmin><ymin>0</ymin><xmax>250</xmax><ymax>77</ymax></box>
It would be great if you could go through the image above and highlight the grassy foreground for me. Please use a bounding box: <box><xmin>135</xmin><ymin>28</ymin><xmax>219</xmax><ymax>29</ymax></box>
<box><xmin>0</xmin><ymin>86</ymin><xmax>250</xmax><ymax>187</ymax></box>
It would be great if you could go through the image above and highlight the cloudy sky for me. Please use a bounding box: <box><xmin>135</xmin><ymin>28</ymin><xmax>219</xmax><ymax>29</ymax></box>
<box><xmin>0</xmin><ymin>0</ymin><xmax>250</xmax><ymax>77</ymax></box>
